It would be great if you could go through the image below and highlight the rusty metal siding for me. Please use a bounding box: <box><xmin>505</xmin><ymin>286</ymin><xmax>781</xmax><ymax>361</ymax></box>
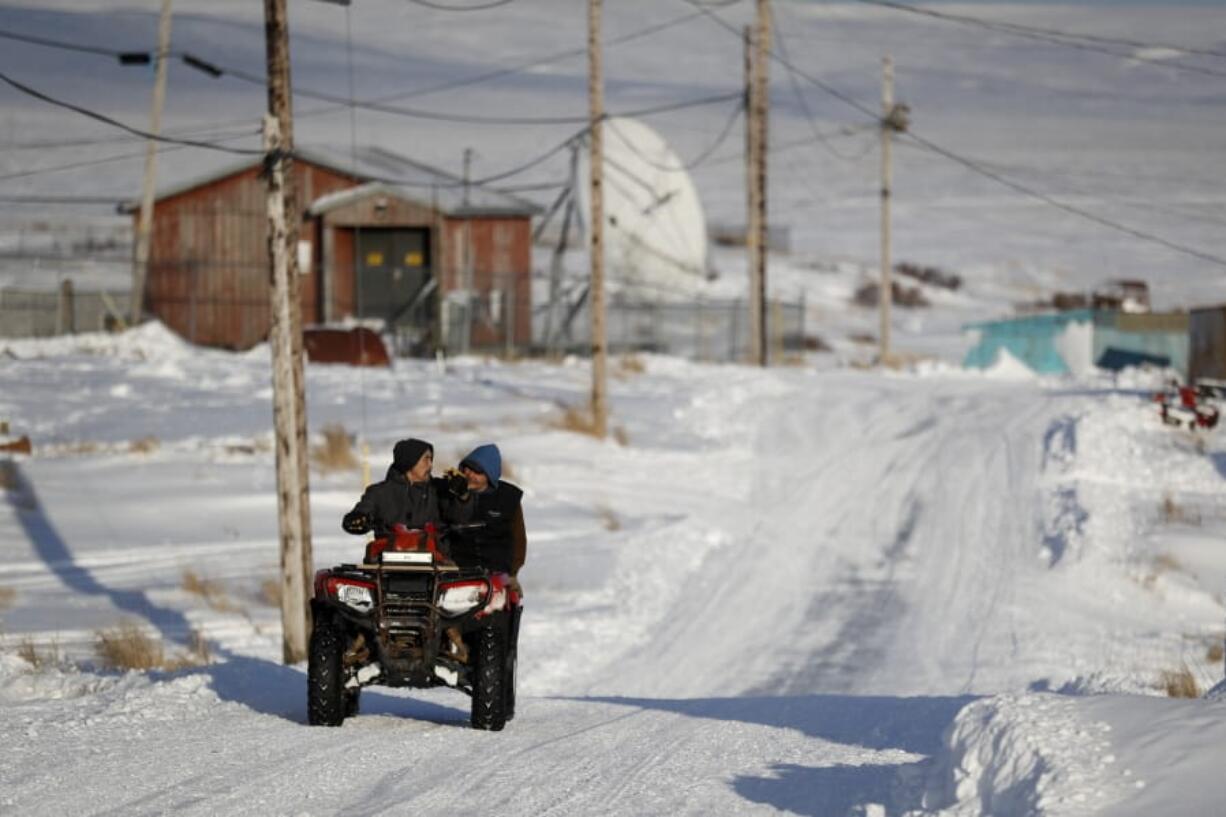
<box><xmin>440</xmin><ymin>216</ymin><xmax>532</xmax><ymax>347</ymax></box>
<box><xmin>142</xmin><ymin>161</ymin><xmax>357</xmax><ymax>349</ymax></box>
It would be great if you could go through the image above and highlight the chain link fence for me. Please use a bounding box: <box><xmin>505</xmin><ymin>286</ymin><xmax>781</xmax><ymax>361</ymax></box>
<box><xmin>537</xmin><ymin>295</ymin><xmax>807</xmax><ymax>362</ymax></box>
<box><xmin>0</xmin><ymin>285</ymin><xmax>130</xmax><ymax>339</ymax></box>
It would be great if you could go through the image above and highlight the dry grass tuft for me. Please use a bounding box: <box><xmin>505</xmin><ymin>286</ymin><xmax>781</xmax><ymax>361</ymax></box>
<box><xmin>1152</xmin><ymin>553</ymin><xmax>1182</xmax><ymax>574</ymax></box>
<box><xmin>616</xmin><ymin>355</ymin><xmax>646</xmax><ymax>377</ymax></box>
<box><xmin>0</xmin><ymin>461</ymin><xmax>15</xmax><ymax>491</ymax></box>
<box><xmin>16</xmin><ymin>637</ymin><xmax>61</xmax><ymax>669</ymax></box>
<box><xmin>0</xmin><ymin>586</ymin><xmax>15</xmax><ymax>611</ymax></box>
<box><xmin>1161</xmin><ymin>494</ymin><xmax>1201</xmax><ymax>526</ymax></box>
<box><xmin>182</xmin><ymin>570</ymin><xmax>241</xmax><ymax>614</ymax></box>
<box><xmin>1207</xmin><ymin>640</ymin><xmax>1224</xmax><ymax>665</ymax></box>
<box><xmin>129</xmin><ymin>436</ymin><xmax>160</xmax><ymax>455</ymax></box>
<box><xmin>95</xmin><ymin>622</ymin><xmax>165</xmax><ymax>671</ymax></box>
<box><xmin>94</xmin><ymin>621</ymin><xmax>210</xmax><ymax>672</ymax></box>
<box><xmin>0</xmin><ymin>420</ymin><xmax>7</xmax><ymax>435</ymax></box>
<box><xmin>552</xmin><ymin>406</ymin><xmax>601</xmax><ymax>437</ymax></box>
<box><xmin>259</xmin><ymin>578</ymin><xmax>282</xmax><ymax>608</ymax></box>
<box><xmin>549</xmin><ymin>407</ymin><xmax>629</xmax><ymax>446</ymax></box>
<box><xmin>312</xmin><ymin>424</ymin><xmax>359</xmax><ymax>473</ymax></box>
<box><xmin>1159</xmin><ymin>665</ymin><xmax>1201</xmax><ymax>699</ymax></box>
<box><xmin>596</xmin><ymin>505</ymin><xmax>621</xmax><ymax>532</ymax></box>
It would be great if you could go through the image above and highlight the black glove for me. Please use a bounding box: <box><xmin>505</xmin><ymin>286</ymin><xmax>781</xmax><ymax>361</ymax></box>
<box><xmin>445</xmin><ymin>469</ymin><xmax>469</xmax><ymax>500</ymax></box>
<box><xmin>342</xmin><ymin>511</ymin><xmax>370</xmax><ymax>535</ymax></box>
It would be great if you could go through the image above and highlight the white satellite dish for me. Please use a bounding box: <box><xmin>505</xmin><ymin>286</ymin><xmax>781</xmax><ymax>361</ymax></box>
<box><xmin>577</xmin><ymin>117</ymin><xmax>709</xmax><ymax>300</ymax></box>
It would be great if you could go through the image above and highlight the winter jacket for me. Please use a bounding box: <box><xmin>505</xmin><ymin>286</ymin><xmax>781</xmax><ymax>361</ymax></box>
<box><xmin>447</xmin><ymin>480</ymin><xmax>526</xmax><ymax>575</ymax></box>
<box><xmin>343</xmin><ymin>466</ymin><xmax>447</xmax><ymax>535</ymax></box>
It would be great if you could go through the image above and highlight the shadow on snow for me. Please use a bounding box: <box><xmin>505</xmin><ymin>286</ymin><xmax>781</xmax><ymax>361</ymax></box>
<box><xmin>570</xmin><ymin>694</ymin><xmax>975</xmax><ymax>816</ymax></box>
<box><xmin>7</xmin><ymin>460</ymin><xmax>467</xmax><ymax>726</ymax></box>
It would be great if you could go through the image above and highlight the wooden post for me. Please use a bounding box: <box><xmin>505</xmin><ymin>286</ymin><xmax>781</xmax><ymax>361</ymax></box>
<box><xmin>747</xmin><ymin>0</ymin><xmax>771</xmax><ymax>367</ymax></box>
<box><xmin>589</xmin><ymin>0</ymin><xmax>608</xmax><ymax>437</ymax></box>
<box><xmin>879</xmin><ymin>56</ymin><xmax>894</xmax><ymax>366</ymax></box>
<box><xmin>264</xmin><ymin>0</ymin><xmax>313</xmax><ymax>666</ymax></box>
<box><xmin>130</xmin><ymin>0</ymin><xmax>173</xmax><ymax>326</ymax></box>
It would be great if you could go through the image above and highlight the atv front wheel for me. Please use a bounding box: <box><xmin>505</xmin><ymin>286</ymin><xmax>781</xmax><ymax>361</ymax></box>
<box><xmin>308</xmin><ymin>621</ymin><xmax>346</xmax><ymax>727</ymax></box>
<box><xmin>471</xmin><ymin>621</ymin><xmax>508</xmax><ymax>731</ymax></box>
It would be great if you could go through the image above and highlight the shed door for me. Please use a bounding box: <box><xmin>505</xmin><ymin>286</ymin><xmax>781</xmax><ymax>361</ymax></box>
<box><xmin>355</xmin><ymin>229</ymin><xmax>433</xmax><ymax>332</ymax></box>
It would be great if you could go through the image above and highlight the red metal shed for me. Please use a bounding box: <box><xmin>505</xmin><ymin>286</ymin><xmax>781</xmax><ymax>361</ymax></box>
<box><xmin>128</xmin><ymin>146</ymin><xmax>538</xmax><ymax>353</ymax></box>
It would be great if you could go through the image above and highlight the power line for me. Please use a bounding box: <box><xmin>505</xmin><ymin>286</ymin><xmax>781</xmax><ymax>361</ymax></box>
<box><xmin>0</xmin><ymin>9</ymin><xmax>710</xmax><ymax>143</ymax></box>
<box><xmin>0</xmin><ymin>69</ymin><xmax>263</xmax><ymax>155</ymax></box>
<box><xmin>682</xmin><ymin>0</ymin><xmax>880</xmax><ymax>121</ymax></box>
<box><xmin>0</xmin><ymin>28</ymin><xmax>149</xmax><ymax>61</ymax></box>
<box><xmin>851</xmin><ymin>0</ymin><xmax>1226</xmax><ymax>80</ymax></box>
<box><xmin>901</xmin><ymin>131</ymin><xmax>1226</xmax><ymax>268</ymax></box>
<box><xmin>684</xmin><ymin>0</ymin><xmax>1226</xmax><ymax>269</ymax></box>
<box><xmin>773</xmin><ymin>9</ymin><xmax>875</xmax><ymax>163</ymax></box>
<box><xmin>0</xmin><ymin>194</ymin><xmax>128</xmax><ymax>204</ymax></box>
<box><xmin>852</xmin><ymin>0</ymin><xmax>1226</xmax><ymax>60</ymax></box>
<box><xmin>406</xmin><ymin>0</ymin><xmax>517</xmax><ymax>9</ymax></box>
<box><xmin>0</xmin><ymin>14</ymin><xmax>732</xmax><ymax>128</ymax></box>
<box><xmin>605</xmin><ymin>96</ymin><xmax>745</xmax><ymax>172</ymax></box>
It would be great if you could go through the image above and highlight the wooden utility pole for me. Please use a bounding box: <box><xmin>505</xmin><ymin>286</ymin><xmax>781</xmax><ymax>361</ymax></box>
<box><xmin>879</xmin><ymin>56</ymin><xmax>909</xmax><ymax>367</ymax></box>
<box><xmin>264</xmin><ymin>0</ymin><xmax>313</xmax><ymax>665</ymax></box>
<box><xmin>130</xmin><ymin>0</ymin><xmax>173</xmax><ymax>326</ymax></box>
<box><xmin>746</xmin><ymin>0</ymin><xmax>770</xmax><ymax>367</ymax></box>
<box><xmin>588</xmin><ymin>0</ymin><xmax>608</xmax><ymax>437</ymax></box>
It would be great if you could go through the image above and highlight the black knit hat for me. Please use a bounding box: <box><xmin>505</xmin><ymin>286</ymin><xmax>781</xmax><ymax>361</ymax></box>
<box><xmin>392</xmin><ymin>438</ymin><xmax>433</xmax><ymax>473</ymax></box>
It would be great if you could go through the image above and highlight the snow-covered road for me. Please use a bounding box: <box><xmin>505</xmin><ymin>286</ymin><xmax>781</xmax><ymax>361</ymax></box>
<box><xmin>2</xmin><ymin>328</ymin><xmax>1225</xmax><ymax>815</ymax></box>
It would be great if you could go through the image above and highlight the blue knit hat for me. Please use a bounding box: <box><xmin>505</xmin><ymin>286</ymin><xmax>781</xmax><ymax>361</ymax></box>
<box><xmin>460</xmin><ymin>444</ymin><xmax>501</xmax><ymax>487</ymax></box>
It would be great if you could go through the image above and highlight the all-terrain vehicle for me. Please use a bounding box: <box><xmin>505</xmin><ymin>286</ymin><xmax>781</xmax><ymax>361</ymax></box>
<box><xmin>307</xmin><ymin>522</ymin><xmax>522</xmax><ymax>730</ymax></box>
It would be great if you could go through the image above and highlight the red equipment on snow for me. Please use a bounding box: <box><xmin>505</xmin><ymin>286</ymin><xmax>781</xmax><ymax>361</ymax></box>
<box><xmin>1154</xmin><ymin>382</ymin><xmax>1221</xmax><ymax>431</ymax></box>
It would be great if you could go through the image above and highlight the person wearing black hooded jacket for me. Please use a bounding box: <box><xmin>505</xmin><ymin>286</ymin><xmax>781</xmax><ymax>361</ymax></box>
<box><xmin>446</xmin><ymin>443</ymin><xmax>526</xmax><ymax>580</ymax></box>
<box><xmin>342</xmin><ymin>438</ymin><xmax>452</xmax><ymax>536</ymax></box>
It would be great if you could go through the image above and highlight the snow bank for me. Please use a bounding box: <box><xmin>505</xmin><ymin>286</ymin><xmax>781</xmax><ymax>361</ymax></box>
<box><xmin>0</xmin><ymin>321</ymin><xmax>194</xmax><ymax>362</ymax></box>
<box><xmin>918</xmin><ymin>693</ymin><xmax>1127</xmax><ymax>817</ymax></box>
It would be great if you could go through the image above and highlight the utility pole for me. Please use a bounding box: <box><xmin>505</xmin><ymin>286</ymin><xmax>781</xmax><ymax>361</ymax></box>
<box><xmin>130</xmin><ymin>0</ymin><xmax>173</xmax><ymax>326</ymax></box>
<box><xmin>588</xmin><ymin>0</ymin><xmax>608</xmax><ymax>437</ymax></box>
<box><xmin>264</xmin><ymin>0</ymin><xmax>313</xmax><ymax>665</ymax></box>
<box><xmin>746</xmin><ymin>0</ymin><xmax>770</xmax><ymax>367</ymax></box>
<box><xmin>879</xmin><ymin>56</ymin><xmax>909</xmax><ymax>367</ymax></box>
<box><xmin>461</xmin><ymin>147</ymin><xmax>475</xmax><ymax>353</ymax></box>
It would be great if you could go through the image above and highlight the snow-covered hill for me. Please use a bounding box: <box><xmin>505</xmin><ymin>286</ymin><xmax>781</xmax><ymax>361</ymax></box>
<box><xmin>2</xmin><ymin>0</ymin><xmax>1225</xmax><ymax>309</ymax></box>
<box><xmin>2</xmin><ymin>325</ymin><xmax>1224</xmax><ymax>815</ymax></box>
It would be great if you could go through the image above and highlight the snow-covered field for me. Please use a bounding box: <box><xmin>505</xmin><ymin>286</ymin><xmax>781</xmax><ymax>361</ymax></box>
<box><xmin>2</xmin><ymin>324</ymin><xmax>1225</xmax><ymax>815</ymax></box>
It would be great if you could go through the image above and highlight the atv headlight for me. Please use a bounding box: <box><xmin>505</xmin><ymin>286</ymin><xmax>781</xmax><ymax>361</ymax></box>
<box><xmin>438</xmin><ymin>580</ymin><xmax>488</xmax><ymax>617</ymax></box>
<box><xmin>336</xmin><ymin>582</ymin><xmax>374</xmax><ymax>613</ymax></box>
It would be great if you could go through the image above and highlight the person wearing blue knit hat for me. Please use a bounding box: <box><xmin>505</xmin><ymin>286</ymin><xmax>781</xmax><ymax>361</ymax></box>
<box><xmin>449</xmin><ymin>443</ymin><xmax>526</xmax><ymax>586</ymax></box>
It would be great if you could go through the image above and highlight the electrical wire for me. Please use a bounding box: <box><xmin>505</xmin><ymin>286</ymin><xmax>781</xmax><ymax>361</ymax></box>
<box><xmin>851</xmin><ymin>0</ymin><xmax>1226</xmax><ymax>60</ymax></box>
<box><xmin>0</xmin><ymin>9</ymin><xmax>710</xmax><ymax>143</ymax></box>
<box><xmin>406</xmin><ymin>0</ymin><xmax>517</xmax><ymax>9</ymax></box>
<box><xmin>605</xmin><ymin>96</ymin><xmax>745</xmax><ymax>172</ymax></box>
<box><xmin>684</xmin><ymin>0</ymin><xmax>1226</xmax><ymax>269</ymax></box>
<box><xmin>0</xmin><ymin>69</ymin><xmax>262</xmax><ymax>155</ymax></box>
<box><xmin>0</xmin><ymin>27</ymin><xmax>145</xmax><ymax>59</ymax></box>
<box><xmin>850</xmin><ymin>0</ymin><xmax>1226</xmax><ymax>80</ymax></box>
<box><xmin>900</xmin><ymin>130</ymin><xmax>1226</xmax><ymax>268</ymax></box>
<box><xmin>773</xmin><ymin>10</ymin><xmax>876</xmax><ymax>163</ymax></box>
<box><xmin>0</xmin><ymin>194</ymin><xmax>128</xmax><ymax>204</ymax></box>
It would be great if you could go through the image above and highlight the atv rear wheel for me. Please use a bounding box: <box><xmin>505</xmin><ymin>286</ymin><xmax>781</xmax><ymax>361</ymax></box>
<box><xmin>344</xmin><ymin>688</ymin><xmax>361</xmax><ymax>718</ymax></box>
<box><xmin>504</xmin><ymin>642</ymin><xmax>517</xmax><ymax>721</ymax></box>
<box><xmin>308</xmin><ymin>621</ymin><xmax>346</xmax><ymax>727</ymax></box>
<box><xmin>471</xmin><ymin>620</ymin><xmax>508</xmax><ymax>731</ymax></box>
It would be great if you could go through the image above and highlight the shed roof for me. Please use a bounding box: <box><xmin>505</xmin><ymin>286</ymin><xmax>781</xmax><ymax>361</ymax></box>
<box><xmin>121</xmin><ymin>144</ymin><xmax>540</xmax><ymax>217</ymax></box>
